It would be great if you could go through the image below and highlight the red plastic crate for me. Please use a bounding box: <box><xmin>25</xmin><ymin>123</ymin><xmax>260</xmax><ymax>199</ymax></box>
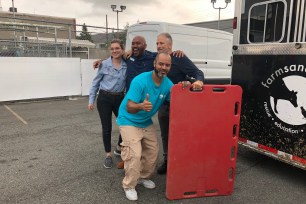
<box><xmin>166</xmin><ymin>85</ymin><xmax>242</xmax><ymax>200</ymax></box>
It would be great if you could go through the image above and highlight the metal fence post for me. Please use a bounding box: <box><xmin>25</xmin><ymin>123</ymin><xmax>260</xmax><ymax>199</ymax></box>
<box><xmin>68</xmin><ymin>27</ymin><xmax>72</xmax><ymax>58</ymax></box>
<box><xmin>36</xmin><ymin>27</ymin><xmax>41</xmax><ymax>57</ymax></box>
<box><xmin>54</xmin><ymin>27</ymin><xmax>59</xmax><ymax>57</ymax></box>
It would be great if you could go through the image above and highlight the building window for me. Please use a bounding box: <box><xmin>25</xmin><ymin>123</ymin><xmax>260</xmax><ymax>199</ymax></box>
<box><xmin>248</xmin><ymin>0</ymin><xmax>286</xmax><ymax>43</ymax></box>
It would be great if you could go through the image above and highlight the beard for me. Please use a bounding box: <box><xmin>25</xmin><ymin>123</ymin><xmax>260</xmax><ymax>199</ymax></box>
<box><xmin>154</xmin><ymin>67</ymin><xmax>167</xmax><ymax>79</ymax></box>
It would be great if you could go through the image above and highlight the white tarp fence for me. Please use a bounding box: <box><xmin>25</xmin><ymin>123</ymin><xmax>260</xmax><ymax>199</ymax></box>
<box><xmin>0</xmin><ymin>57</ymin><xmax>97</xmax><ymax>102</ymax></box>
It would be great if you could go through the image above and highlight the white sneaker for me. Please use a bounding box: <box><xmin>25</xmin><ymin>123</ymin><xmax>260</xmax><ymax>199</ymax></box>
<box><xmin>124</xmin><ymin>188</ymin><xmax>138</xmax><ymax>201</ymax></box>
<box><xmin>137</xmin><ymin>179</ymin><xmax>156</xmax><ymax>189</ymax></box>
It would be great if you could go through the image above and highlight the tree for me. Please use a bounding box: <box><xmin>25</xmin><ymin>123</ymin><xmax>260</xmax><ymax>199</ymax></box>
<box><xmin>106</xmin><ymin>23</ymin><xmax>129</xmax><ymax>47</ymax></box>
<box><xmin>118</xmin><ymin>23</ymin><xmax>129</xmax><ymax>45</ymax></box>
<box><xmin>77</xmin><ymin>23</ymin><xmax>93</xmax><ymax>42</ymax></box>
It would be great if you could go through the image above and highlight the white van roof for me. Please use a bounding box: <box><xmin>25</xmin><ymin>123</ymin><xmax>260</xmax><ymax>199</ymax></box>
<box><xmin>129</xmin><ymin>21</ymin><xmax>233</xmax><ymax>36</ymax></box>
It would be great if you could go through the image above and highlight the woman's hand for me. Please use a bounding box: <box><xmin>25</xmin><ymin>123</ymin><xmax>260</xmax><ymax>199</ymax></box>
<box><xmin>88</xmin><ymin>104</ymin><xmax>94</xmax><ymax>111</ymax></box>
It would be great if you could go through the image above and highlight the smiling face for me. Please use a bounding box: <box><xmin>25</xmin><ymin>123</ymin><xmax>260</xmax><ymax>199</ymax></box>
<box><xmin>131</xmin><ymin>36</ymin><xmax>147</xmax><ymax>57</ymax></box>
<box><xmin>156</xmin><ymin>34</ymin><xmax>172</xmax><ymax>54</ymax></box>
<box><xmin>154</xmin><ymin>52</ymin><xmax>171</xmax><ymax>79</ymax></box>
<box><xmin>110</xmin><ymin>41</ymin><xmax>124</xmax><ymax>59</ymax></box>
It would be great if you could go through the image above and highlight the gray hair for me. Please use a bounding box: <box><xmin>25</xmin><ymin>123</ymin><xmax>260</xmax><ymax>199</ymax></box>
<box><xmin>158</xmin><ymin>32</ymin><xmax>172</xmax><ymax>45</ymax></box>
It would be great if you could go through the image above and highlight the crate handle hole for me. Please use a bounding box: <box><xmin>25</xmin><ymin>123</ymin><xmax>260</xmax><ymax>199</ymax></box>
<box><xmin>212</xmin><ymin>87</ymin><xmax>225</xmax><ymax>92</ymax></box>
<box><xmin>234</xmin><ymin>102</ymin><xmax>239</xmax><ymax>115</ymax></box>
<box><xmin>184</xmin><ymin>191</ymin><xmax>197</xmax><ymax>196</ymax></box>
<box><xmin>233</xmin><ymin>125</ymin><xmax>237</xmax><ymax>136</ymax></box>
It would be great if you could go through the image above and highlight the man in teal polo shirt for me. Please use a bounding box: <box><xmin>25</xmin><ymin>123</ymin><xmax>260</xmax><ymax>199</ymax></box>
<box><xmin>116</xmin><ymin>52</ymin><xmax>173</xmax><ymax>201</ymax></box>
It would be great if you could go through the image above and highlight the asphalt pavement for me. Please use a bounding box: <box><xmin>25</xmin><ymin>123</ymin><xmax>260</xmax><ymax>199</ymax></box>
<box><xmin>0</xmin><ymin>97</ymin><xmax>305</xmax><ymax>204</ymax></box>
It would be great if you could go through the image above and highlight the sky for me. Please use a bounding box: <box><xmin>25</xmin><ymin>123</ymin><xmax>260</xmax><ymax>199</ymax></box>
<box><xmin>1</xmin><ymin>0</ymin><xmax>235</xmax><ymax>31</ymax></box>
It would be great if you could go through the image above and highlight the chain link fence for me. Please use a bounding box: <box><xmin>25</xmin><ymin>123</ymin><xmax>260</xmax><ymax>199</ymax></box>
<box><xmin>0</xmin><ymin>14</ymin><xmax>126</xmax><ymax>59</ymax></box>
<box><xmin>0</xmin><ymin>40</ymin><xmax>67</xmax><ymax>57</ymax></box>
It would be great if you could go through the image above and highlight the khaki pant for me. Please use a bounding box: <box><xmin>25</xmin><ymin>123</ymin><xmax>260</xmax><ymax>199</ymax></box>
<box><xmin>119</xmin><ymin>125</ymin><xmax>159</xmax><ymax>189</ymax></box>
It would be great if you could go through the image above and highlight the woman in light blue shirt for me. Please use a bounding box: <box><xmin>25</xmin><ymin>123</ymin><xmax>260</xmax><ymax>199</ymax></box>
<box><xmin>88</xmin><ymin>39</ymin><xmax>127</xmax><ymax>169</ymax></box>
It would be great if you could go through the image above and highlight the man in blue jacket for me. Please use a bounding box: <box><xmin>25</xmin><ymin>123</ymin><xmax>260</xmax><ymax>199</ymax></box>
<box><xmin>156</xmin><ymin>33</ymin><xmax>204</xmax><ymax>174</ymax></box>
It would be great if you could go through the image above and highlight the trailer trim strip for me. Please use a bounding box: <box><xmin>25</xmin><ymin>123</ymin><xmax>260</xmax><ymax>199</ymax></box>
<box><xmin>239</xmin><ymin>137</ymin><xmax>306</xmax><ymax>169</ymax></box>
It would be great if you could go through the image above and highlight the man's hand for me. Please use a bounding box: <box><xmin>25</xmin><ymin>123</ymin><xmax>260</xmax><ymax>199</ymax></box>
<box><xmin>172</xmin><ymin>50</ymin><xmax>185</xmax><ymax>58</ymax></box>
<box><xmin>178</xmin><ymin>80</ymin><xmax>203</xmax><ymax>90</ymax></box>
<box><xmin>141</xmin><ymin>94</ymin><xmax>152</xmax><ymax>112</ymax></box>
<box><xmin>93</xmin><ymin>60</ymin><xmax>102</xmax><ymax>69</ymax></box>
<box><xmin>178</xmin><ymin>81</ymin><xmax>191</xmax><ymax>89</ymax></box>
<box><xmin>88</xmin><ymin>104</ymin><xmax>94</xmax><ymax>111</ymax></box>
<box><xmin>127</xmin><ymin>94</ymin><xmax>152</xmax><ymax>113</ymax></box>
<box><xmin>192</xmin><ymin>80</ymin><xmax>203</xmax><ymax>90</ymax></box>
<box><xmin>123</xmin><ymin>50</ymin><xmax>132</xmax><ymax>59</ymax></box>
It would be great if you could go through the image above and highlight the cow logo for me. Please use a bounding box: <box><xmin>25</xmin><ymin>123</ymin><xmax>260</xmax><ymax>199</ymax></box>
<box><xmin>261</xmin><ymin>64</ymin><xmax>306</xmax><ymax>134</ymax></box>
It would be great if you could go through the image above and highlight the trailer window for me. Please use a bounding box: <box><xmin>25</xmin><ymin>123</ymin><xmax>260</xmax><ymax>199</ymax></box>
<box><xmin>248</xmin><ymin>1</ymin><xmax>285</xmax><ymax>43</ymax></box>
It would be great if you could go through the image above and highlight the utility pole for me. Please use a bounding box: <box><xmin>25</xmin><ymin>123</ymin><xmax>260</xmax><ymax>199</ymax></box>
<box><xmin>0</xmin><ymin>0</ymin><xmax>3</xmax><ymax>11</ymax></box>
<box><xmin>106</xmin><ymin>15</ymin><xmax>108</xmax><ymax>47</ymax></box>
<box><xmin>12</xmin><ymin>0</ymin><xmax>17</xmax><ymax>46</ymax></box>
<box><xmin>211</xmin><ymin>0</ymin><xmax>231</xmax><ymax>30</ymax></box>
<box><xmin>110</xmin><ymin>5</ymin><xmax>126</xmax><ymax>36</ymax></box>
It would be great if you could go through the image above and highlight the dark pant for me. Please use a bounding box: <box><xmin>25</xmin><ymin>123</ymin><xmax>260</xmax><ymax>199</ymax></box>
<box><xmin>158</xmin><ymin>103</ymin><xmax>170</xmax><ymax>161</ymax></box>
<box><xmin>97</xmin><ymin>91</ymin><xmax>123</xmax><ymax>153</ymax></box>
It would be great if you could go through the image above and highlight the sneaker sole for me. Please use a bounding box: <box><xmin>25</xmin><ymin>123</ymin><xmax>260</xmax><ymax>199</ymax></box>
<box><xmin>125</xmin><ymin>194</ymin><xmax>138</xmax><ymax>201</ymax></box>
<box><xmin>113</xmin><ymin>150</ymin><xmax>121</xmax><ymax>156</ymax></box>
<box><xmin>124</xmin><ymin>189</ymin><xmax>138</xmax><ymax>201</ymax></box>
<box><xmin>103</xmin><ymin>164</ymin><xmax>112</xmax><ymax>169</ymax></box>
<box><xmin>137</xmin><ymin>181</ymin><xmax>156</xmax><ymax>189</ymax></box>
<box><xmin>142</xmin><ymin>184</ymin><xmax>156</xmax><ymax>189</ymax></box>
<box><xmin>142</xmin><ymin>184</ymin><xmax>155</xmax><ymax>189</ymax></box>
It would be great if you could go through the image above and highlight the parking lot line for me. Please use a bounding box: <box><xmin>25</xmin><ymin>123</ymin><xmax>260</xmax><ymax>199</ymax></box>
<box><xmin>4</xmin><ymin>105</ymin><xmax>28</xmax><ymax>125</ymax></box>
